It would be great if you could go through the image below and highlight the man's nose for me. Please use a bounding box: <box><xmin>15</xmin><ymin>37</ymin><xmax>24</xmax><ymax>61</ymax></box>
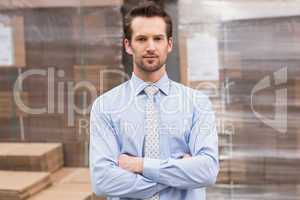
<box><xmin>146</xmin><ymin>39</ymin><xmax>155</xmax><ymax>51</ymax></box>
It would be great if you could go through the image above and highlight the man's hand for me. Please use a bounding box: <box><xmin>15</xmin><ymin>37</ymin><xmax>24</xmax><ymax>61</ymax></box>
<box><xmin>118</xmin><ymin>154</ymin><xmax>143</xmax><ymax>173</ymax></box>
<box><xmin>182</xmin><ymin>154</ymin><xmax>192</xmax><ymax>159</ymax></box>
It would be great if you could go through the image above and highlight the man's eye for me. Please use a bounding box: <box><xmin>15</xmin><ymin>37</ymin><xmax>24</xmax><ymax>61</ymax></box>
<box><xmin>154</xmin><ymin>37</ymin><xmax>162</xmax><ymax>41</ymax></box>
<box><xmin>137</xmin><ymin>38</ymin><xmax>146</xmax><ymax>41</ymax></box>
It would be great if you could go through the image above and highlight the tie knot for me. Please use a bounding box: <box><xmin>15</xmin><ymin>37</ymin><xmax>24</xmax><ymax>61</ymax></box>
<box><xmin>144</xmin><ymin>85</ymin><xmax>159</xmax><ymax>98</ymax></box>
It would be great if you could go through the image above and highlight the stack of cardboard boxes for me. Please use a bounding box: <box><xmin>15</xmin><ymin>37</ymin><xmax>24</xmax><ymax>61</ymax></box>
<box><xmin>0</xmin><ymin>142</ymin><xmax>105</xmax><ymax>200</ymax></box>
<box><xmin>220</xmin><ymin>15</ymin><xmax>300</xmax><ymax>185</ymax></box>
<box><xmin>178</xmin><ymin>0</ymin><xmax>300</xmax><ymax>198</ymax></box>
<box><xmin>0</xmin><ymin>1</ymin><xmax>126</xmax><ymax>167</ymax></box>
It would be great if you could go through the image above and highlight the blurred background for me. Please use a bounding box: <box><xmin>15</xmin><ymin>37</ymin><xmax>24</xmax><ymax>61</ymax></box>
<box><xmin>0</xmin><ymin>0</ymin><xmax>299</xmax><ymax>199</ymax></box>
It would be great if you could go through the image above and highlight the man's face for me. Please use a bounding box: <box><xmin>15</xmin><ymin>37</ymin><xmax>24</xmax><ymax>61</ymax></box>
<box><xmin>125</xmin><ymin>16</ymin><xmax>173</xmax><ymax>73</ymax></box>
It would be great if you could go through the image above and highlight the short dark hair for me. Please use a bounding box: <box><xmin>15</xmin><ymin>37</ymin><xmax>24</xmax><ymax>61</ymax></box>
<box><xmin>124</xmin><ymin>1</ymin><xmax>173</xmax><ymax>41</ymax></box>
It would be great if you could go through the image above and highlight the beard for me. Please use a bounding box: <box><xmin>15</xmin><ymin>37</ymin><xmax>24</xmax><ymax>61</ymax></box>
<box><xmin>135</xmin><ymin>55</ymin><xmax>166</xmax><ymax>73</ymax></box>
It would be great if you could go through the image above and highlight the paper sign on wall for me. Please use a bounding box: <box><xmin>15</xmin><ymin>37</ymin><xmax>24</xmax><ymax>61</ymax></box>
<box><xmin>0</xmin><ymin>25</ymin><xmax>14</xmax><ymax>66</ymax></box>
<box><xmin>187</xmin><ymin>33</ymin><xmax>219</xmax><ymax>81</ymax></box>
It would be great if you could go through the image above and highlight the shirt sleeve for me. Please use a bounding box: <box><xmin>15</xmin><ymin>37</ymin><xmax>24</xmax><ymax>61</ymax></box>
<box><xmin>142</xmin><ymin>95</ymin><xmax>219</xmax><ymax>189</ymax></box>
<box><xmin>89</xmin><ymin>98</ymin><xmax>168</xmax><ymax>198</ymax></box>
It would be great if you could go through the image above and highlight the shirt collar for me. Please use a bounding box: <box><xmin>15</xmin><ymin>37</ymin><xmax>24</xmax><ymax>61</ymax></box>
<box><xmin>130</xmin><ymin>73</ymin><xmax>170</xmax><ymax>96</ymax></box>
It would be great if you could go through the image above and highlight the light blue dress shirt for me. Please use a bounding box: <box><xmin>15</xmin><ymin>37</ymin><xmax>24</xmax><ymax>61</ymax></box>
<box><xmin>90</xmin><ymin>73</ymin><xmax>219</xmax><ymax>200</ymax></box>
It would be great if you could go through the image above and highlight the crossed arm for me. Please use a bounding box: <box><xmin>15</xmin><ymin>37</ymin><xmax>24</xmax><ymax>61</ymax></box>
<box><xmin>90</xmin><ymin>101</ymin><xmax>173</xmax><ymax>199</ymax></box>
<box><xmin>118</xmin><ymin>154</ymin><xmax>192</xmax><ymax>174</ymax></box>
<box><xmin>90</xmin><ymin>97</ymin><xmax>219</xmax><ymax>198</ymax></box>
<box><xmin>118</xmin><ymin>114</ymin><xmax>219</xmax><ymax>189</ymax></box>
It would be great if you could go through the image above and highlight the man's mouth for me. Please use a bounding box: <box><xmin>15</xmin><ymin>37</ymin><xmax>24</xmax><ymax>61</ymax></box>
<box><xmin>143</xmin><ymin>56</ymin><xmax>158</xmax><ymax>58</ymax></box>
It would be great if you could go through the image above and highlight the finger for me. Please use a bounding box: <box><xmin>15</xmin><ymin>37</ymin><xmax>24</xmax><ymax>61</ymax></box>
<box><xmin>182</xmin><ymin>154</ymin><xmax>192</xmax><ymax>159</ymax></box>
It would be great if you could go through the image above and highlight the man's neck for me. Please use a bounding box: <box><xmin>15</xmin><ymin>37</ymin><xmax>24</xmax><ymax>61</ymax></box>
<box><xmin>133</xmin><ymin>66</ymin><xmax>166</xmax><ymax>83</ymax></box>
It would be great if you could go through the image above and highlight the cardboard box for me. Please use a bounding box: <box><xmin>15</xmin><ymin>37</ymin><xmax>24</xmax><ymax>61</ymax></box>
<box><xmin>295</xmin><ymin>79</ymin><xmax>300</xmax><ymax>106</ymax></box>
<box><xmin>0</xmin><ymin>92</ymin><xmax>28</xmax><ymax>118</ymax></box>
<box><xmin>0</xmin><ymin>170</ymin><xmax>51</xmax><ymax>200</ymax></box>
<box><xmin>30</xmin><ymin>167</ymin><xmax>106</xmax><ymax>200</ymax></box>
<box><xmin>0</xmin><ymin>0</ymin><xmax>123</xmax><ymax>9</ymax></box>
<box><xmin>0</xmin><ymin>143</ymin><xmax>63</xmax><ymax>172</ymax></box>
<box><xmin>74</xmin><ymin>65</ymin><xmax>126</xmax><ymax>93</ymax></box>
<box><xmin>72</xmin><ymin>7</ymin><xmax>123</xmax><ymax>67</ymax></box>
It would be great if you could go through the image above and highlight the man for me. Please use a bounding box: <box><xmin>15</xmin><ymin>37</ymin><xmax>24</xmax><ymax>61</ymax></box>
<box><xmin>90</xmin><ymin>1</ymin><xmax>219</xmax><ymax>200</ymax></box>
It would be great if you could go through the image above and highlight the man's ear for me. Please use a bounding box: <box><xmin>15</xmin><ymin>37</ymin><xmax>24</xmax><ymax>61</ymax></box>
<box><xmin>124</xmin><ymin>38</ymin><xmax>133</xmax><ymax>55</ymax></box>
<box><xmin>167</xmin><ymin>37</ymin><xmax>173</xmax><ymax>53</ymax></box>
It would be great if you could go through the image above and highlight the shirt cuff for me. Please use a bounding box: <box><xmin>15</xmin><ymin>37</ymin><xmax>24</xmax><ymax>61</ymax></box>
<box><xmin>156</xmin><ymin>183</ymin><xmax>168</xmax><ymax>192</ymax></box>
<box><xmin>142</xmin><ymin>158</ymin><xmax>160</xmax><ymax>182</ymax></box>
